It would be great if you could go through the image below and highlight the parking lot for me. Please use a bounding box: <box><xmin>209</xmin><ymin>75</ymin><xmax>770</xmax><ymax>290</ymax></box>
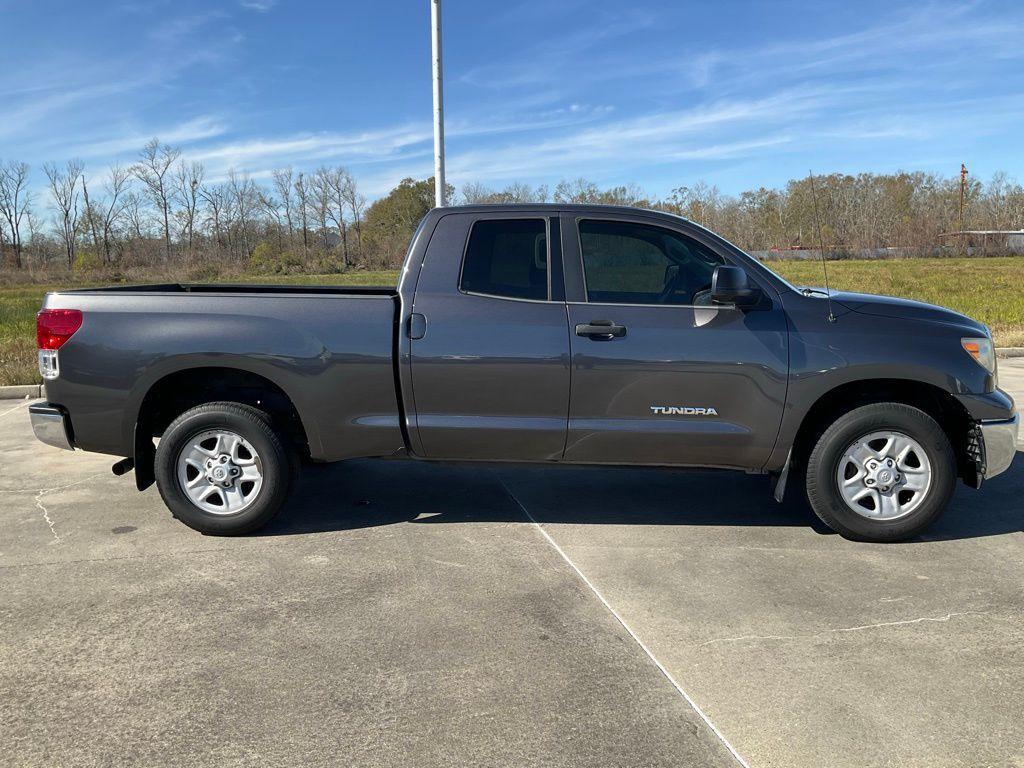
<box><xmin>2</xmin><ymin>361</ymin><xmax>1022</xmax><ymax>768</ymax></box>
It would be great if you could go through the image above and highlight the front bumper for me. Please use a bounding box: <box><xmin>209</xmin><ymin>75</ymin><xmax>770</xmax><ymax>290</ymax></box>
<box><xmin>29</xmin><ymin>403</ymin><xmax>74</xmax><ymax>451</ymax></box>
<box><xmin>981</xmin><ymin>413</ymin><xmax>1019</xmax><ymax>480</ymax></box>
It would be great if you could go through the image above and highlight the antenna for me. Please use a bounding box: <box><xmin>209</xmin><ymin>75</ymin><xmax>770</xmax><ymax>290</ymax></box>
<box><xmin>808</xmin><ymin>171</ymin><xmax>836</xmax><ymax>323</ymax></box>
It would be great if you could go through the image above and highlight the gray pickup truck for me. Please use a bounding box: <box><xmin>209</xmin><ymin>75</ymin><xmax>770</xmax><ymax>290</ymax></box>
<box><xmin>31</xmin><ymin>204</ymin><xmax>1018</xmax><ymax>541</ymax></box>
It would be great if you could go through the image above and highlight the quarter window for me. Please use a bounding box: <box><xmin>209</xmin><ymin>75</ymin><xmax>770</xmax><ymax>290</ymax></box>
<box><xmin>461</xmin><ymin>219</ymin><xmax>548</xmax><ymax>301</ymax></box>
<box><xmin>578</xmin><ymin>219</ymin><xmax>722</xmax><ymax>305</ymax></box>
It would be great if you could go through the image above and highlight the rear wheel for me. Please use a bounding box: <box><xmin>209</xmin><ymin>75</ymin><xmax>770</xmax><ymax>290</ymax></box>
<box><xmin>805</xmin><ymin>403</ymin><xmax>956</xmax><ymax>542</ymax></box>
<box><xmin>155</xmin><ymin>402</ymin><xmax>293</xmax><ymax>535</ymax></box>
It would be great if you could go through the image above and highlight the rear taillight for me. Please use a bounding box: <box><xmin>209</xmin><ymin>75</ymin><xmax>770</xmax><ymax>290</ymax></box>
<box><xmin>37</xmin><ymin>309</ymin><xmax>83</xmax><ymax>350</ymax></box>
<box><xmin>37</xmin><ymin>309</ymin><xmax>82</xmax><ymax>381</ymax></box>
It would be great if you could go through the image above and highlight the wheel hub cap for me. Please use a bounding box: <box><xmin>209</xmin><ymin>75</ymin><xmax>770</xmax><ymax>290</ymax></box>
<box><xmin>177</xmin><ymin>429</ymin><xmax>263</xmax><ymax>515</ymax></box>
<box><xmin>836</xmin><ymin>431</ymin><xmax>932</xmax><ymax>521</ymax></box>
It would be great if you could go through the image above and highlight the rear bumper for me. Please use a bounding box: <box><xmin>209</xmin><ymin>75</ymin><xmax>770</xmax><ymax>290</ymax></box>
<box><xmin>29</xmin><ymin>403</ymin><xmax>74</xmax><ymax>451</ymax></box>
<box><xmin>981</xmin><ymin>413</ymin><xmax>1019</xmax><ymax>480</ymax></box>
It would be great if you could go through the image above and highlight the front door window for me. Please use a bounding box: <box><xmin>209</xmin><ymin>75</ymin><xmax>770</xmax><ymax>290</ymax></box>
<box><xmin>578</xmin><ymin>219</ymin><xmax>721</xmax><ymax>305</ymax></box>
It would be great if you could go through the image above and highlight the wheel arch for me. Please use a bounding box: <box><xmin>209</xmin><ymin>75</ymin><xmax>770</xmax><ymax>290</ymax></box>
<box><xmin>132</xmin><ymin>366</ymin><xmax>312</xmax><ymax>490</ymax></box>
<box><xmin>789</xmin><ymin>377</ymin><xmax>977</xmax><ymax>484</ymax></box>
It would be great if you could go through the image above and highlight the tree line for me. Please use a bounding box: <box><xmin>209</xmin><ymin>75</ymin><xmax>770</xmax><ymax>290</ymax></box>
<box><xmin>1</xmin><ymin>138</ymin><xmax>1022</xmax><ymax>277</ymax></box>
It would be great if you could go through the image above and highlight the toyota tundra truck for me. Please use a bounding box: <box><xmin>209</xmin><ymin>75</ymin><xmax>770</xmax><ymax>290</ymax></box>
<box><xmin>30</xmin><ymin>204</ymin><xmax>1019</xmax><ymax>541</ymax></box>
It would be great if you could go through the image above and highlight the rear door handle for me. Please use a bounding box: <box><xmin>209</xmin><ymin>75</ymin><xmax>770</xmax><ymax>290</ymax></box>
<box><xmin>575</xmin><ymin>320</ymin><xmax>627</xmax><ymax>340</ymax></box>
<box><xmin>408</xmin><ymin>313</ymin><xmax>427</xmax><ymax>340</ymax></box>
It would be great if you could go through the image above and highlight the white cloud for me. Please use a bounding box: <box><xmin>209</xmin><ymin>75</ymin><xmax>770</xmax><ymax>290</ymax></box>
<box><xmin>184</xmin><ymin>124</ymin><xmax>434</xmax><ymax>181</ymax></box>
<box><xmin>148</xmin><ymin>11</ymin><xmax>225</xmax><ymax>43</ymax></box>
<box><xmin>70</xmin><ymin>116</ymin><xmax>229</xmax><ymax>158</ymax></box>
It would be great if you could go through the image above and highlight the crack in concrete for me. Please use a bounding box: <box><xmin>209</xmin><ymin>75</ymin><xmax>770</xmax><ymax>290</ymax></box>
<box><xmin>0</xmin><ymin>472</ymin><xmax>108</xmax><ymax>495</ymax></box>
<box><xmin>4</xmin><ymin>474</ymin><xmax>108</xmax><ymax>546</ymax></box>
<box><xmin>695</xmin><ymin>611</ymin><xmax>988</xmax><ymax>649</ymax></box>
<box><xmin>34</xmin><ymin>489</ymin><xmax>61</xmax><ymax>544</ymax></box>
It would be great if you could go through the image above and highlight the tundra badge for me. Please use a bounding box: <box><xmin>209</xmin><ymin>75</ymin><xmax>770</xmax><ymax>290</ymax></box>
<box><xmin>650</xmin><ymin>406</ymin><xmax>719</xmax><ymax>416</ymax></box>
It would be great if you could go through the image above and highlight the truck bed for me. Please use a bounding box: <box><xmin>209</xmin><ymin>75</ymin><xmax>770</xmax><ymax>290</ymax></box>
<box><xmin>60</xmin><ymin>283</ymin><xmax>397</xmax><ymax>296</ymax></box>
<box><xmin>41</xmin><ymin>285</ymin><xmax>405</xmax><ymax>462</ymax></box>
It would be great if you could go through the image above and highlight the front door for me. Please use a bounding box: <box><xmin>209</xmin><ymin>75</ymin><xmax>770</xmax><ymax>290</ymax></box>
<box><xmin>409</xmin><ymin>212</ymin><xmax>571</xmax><ymax>461</ymax></box>
<box><xmin>562</xmin><ymin>214</ymin><xmax>789</xmax><ymax>469</ymax></box>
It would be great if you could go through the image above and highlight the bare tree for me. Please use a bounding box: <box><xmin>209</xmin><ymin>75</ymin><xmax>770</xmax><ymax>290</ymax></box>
<box><xmin>133</xmin><ymin>138</ymin><xmax>180</xmax><ymax>260</ymax></box>
<box><xmin>340</xmin><ymin>169</ymin><xmax>364</xmax><ymax>259</ymax></box>
<box><xmin>80</xmin><ymin>171</ymin><xmax>103</xmax><ymax>257</ymax></box>
<box><xmin>258</xmin><ymin>189</ymin><xmax>285</xmax><ymax>249</ymax></box>
<box><xmin>45</xmin><ymin>160</ymin><xmax>84</xmax><ymax>268</ymax></box>
<box><xmin>314</xmin><ymin>166</ymin><xmax>351</xmax><ymax>266</ymax></box>
<box><xmin>26</xmin><ymin>210</ymin><xmax>46</xmax><ymax>266</ymax></box>
<box><xmin>228</xmin><ymin>170</ymin><xmax>258</xmax><ymax>259</ymax></box>
<box><xmin>0</xmin><ymin>160</ymin><xmax>32</xmax><ymax>268</ymax></box>
<box><xmin>199</xmin><ymin>183</ymin><xmax>229</xmax><ymax>253</ymax></box>
<box><xmin>460</xmin><ymin>181</ymin><xmax>547</xmax><ymax>205</ymax></box>
<box><xmin>272</xmin><ymin>167</ymin><xmax>295</xmax><ymax>244</ymax></box>
<box><xmin>553</xmin><ymin>177</ymin><xmax>601</xmax><ymax>204</ymax></box>
<box><xmin>95</xmin><ymin>165</ymin><xmax>132</xmax><ymax>263</ymax></box>
<box><xmin>459</xmin><ymin>182</ymin><xmax>493</xmax><ymax>204</ymax></box>
<box><xmin>123</xmin><ymin>190</ymin><xmax>148</xmax><ymax>242</ymax></box>
<box><xmin>293</xmin><ymin>172</ymin><xmax>311</xmax><ymax>255</ymax></box>
<box><xmin>174</xmin><ymin>160</ymin><xmax>204</xmax><ymax>260</ymax></box>
<box><xmin>311</xmin><ymin>169</ymin><xmax>331</xmax><ymax>252</ymax></box>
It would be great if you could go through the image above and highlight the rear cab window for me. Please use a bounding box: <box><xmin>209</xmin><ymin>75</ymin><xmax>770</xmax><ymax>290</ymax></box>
<box><xmin>460</xmin><ymin>219</ymin><xmax>549</xmax><ymax>301</ymax></box>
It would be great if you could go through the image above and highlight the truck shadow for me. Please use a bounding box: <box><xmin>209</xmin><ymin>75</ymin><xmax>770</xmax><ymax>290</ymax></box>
<box><xmin>264</xmin><ymin>452</ymin><xmax>1023</xmax><ymax>542</ymax></box>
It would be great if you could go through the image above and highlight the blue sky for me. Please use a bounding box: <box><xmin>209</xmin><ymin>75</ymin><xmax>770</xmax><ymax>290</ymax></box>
<box><xmin>3</xmin><ymin>0</ymin><xmax>1023</xmax><ymax>199</ymax></box>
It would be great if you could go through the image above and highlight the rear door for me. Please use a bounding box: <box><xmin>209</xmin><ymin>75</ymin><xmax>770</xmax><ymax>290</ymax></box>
<box><xmin>408</xmin><ymin>211</ymin><xmax>571</xmax><ymax>461</ymax></box>
<box><xmin>561</xmin><ymin>213</ymin><xmax>789</xmax><ymax>469</ymax></box>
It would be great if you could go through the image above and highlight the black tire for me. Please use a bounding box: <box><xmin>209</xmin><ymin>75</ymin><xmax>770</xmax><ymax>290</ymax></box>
<box><xmin>805</xmin><ymin>402</ymin><xmax>956</xmax><ymax>542</ymax></box>
<box><xmin>154</xmin><ymin>402</ymin><xmax>294</xmax><ymax>535</ymax></box>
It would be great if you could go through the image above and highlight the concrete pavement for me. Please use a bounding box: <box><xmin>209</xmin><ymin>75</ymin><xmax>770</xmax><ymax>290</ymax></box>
<box><xmin>1</xmin><ymin>361</ymin><xmax>1022</xmax><ymax>767</ymax></box>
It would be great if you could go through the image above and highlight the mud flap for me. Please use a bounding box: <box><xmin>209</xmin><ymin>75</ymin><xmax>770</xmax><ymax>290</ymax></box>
<box><xmin>133</xmin><ymin>424</ymin><xmax>156</xmax><ymax>491</ymax></box>
<box><xmin>773</xmin><ymin>449</ymin><xmax>792</xmax><ymax>503</ymax></box>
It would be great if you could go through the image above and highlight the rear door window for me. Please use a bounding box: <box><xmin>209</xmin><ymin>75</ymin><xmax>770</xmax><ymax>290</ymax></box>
<box><xmin>460</xmin><ymin>219</ymin><xmax>549</xmax><ymax>301</ymax></box>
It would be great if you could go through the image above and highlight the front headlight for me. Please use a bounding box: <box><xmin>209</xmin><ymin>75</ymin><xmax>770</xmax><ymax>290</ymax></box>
<box><xmin>962</xmin><ymin>337</ymin><xmax>996</xmax><ymax>376</ymax></box>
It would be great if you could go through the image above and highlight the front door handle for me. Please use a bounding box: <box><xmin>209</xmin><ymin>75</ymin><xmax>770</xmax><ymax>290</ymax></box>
<box><xmin>575</xmin><ymin>320</ymin><xmax>627</xmax><ymax>340</ymax></box>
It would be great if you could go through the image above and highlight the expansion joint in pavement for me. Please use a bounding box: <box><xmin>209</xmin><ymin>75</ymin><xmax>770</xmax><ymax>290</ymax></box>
<box><xmin>496</xmin><ymin>473</ymin><xmax>751</xmax><ymax>768</ymax></box>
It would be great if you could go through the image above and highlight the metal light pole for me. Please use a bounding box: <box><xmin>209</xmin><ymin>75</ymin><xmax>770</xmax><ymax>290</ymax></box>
<box><xmin>430</xmin><ymin>0</ymin><xmax>446</xmax><ymax>207</ymax></box>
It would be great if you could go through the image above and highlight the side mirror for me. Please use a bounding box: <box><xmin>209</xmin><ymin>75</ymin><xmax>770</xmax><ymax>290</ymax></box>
<box><xmin>712</xmin><ymin>265</ymin><xmax>760</xmax><ymax>307</ymax></box>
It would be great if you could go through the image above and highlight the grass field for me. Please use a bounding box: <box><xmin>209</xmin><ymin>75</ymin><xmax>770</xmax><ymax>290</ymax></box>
<box><xmin>770</xmin><ymin>257</ymin><xmax>1024</xmax><ymax>348</ymax></box>
<box><xmin>1</xmin><ymin>259</ymin><xmax>1021</xmax><ymax>386</ymax></box>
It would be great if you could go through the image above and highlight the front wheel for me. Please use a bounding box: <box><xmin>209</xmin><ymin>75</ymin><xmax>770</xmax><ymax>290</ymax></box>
<box><xmin>805</xmin><ymin>403</ymin><xmax>957</xmax><ymax>542</ymax></box>
<box><xmin>155</xmin><ymin>402</ymin><xmax>294</xmax><ymax>535</ymax></box>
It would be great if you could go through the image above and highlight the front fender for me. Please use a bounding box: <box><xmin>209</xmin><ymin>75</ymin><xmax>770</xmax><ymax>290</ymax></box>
<box><xmin>767</xmin><ymin>294</ymin><xmax>995</xmax><ymax>470</ymax></box>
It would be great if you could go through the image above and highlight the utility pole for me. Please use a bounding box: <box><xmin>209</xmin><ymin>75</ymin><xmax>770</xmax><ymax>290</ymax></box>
<box><xmin>958</xmin><ymin>162</ymin><xmax>968</xmax><ymax>248</ymax></box>
<box><xmin>430</xmin><ymin>0</ymin><xmax>446</xmax><ymax>207</ymax></box>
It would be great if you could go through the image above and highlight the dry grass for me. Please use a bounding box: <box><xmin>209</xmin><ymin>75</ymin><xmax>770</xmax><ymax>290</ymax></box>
<box><xmin>769</xmin><ymin>257</ymin><xmax>1024</xmax><ymax>347</ymax></box>
<box><xmin>1</xmin><ymin>258</ymin><xmax>1022</xmax><ymax>386</ymax></box>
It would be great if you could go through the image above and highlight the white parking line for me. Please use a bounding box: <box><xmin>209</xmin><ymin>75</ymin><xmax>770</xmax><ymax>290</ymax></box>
<box><xmin>0</xmin><ymin>399</ymin><xmax>34</xmax><ymax>419</ymax></box>
<box><xmin>498</xmin><ymin>475</ymin><xmax>750</xmax><ymax>768</ymax></box>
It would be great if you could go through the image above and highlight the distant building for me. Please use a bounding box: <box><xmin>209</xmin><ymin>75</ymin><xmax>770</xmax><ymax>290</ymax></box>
<box><xmin>938</xmin><ymin>231</ymin><xmax>1024</xmax><ymax>252</ymax></box>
